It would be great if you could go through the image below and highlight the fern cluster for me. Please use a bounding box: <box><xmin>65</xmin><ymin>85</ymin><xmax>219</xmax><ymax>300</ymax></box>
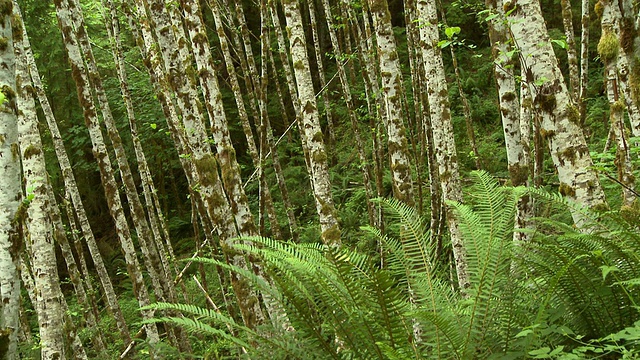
<box><xmin>145</xmin><ymin>171</ymin><xmax>640</xmax><ymax>359</ymax></box>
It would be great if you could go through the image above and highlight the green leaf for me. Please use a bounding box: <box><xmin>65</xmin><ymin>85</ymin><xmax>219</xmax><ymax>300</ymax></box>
<box><xmin>0</xmin><ymin>92</ymin><xmax>5</xmax><ymax>106</ymax></box>
<box><xmin>551</xmin><ymin>39</ymin><xmax>568</xmax><ymax>49</ymax></box>
<box><xmin>438</xmin><ymin>40</ymin><xmax>452</xmax><ymax>48</ymax></box>
<box><xmin>600</xmin><ymin>265</ymin><xmax>619</xmax><ymax>281</ymax></box>
<box><xmin>445</xmin><ymin>26</ymin><xmax>461</xmax><ymax>39</ymax></box>
<box><xmin>150</xmin><ymin>123</ymin><xmax>157</xmax><ymax>130</ymax></box>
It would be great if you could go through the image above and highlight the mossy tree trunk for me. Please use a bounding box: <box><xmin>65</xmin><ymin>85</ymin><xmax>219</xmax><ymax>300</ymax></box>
<box><xmin>416</xmin><ymin>0</ymin><xmax>469</xmax><ymax>292</ymax></box>
<box><xmin>15</xmin><ymin>15</ymin><xmax>84</xmax><ymax>358</ymax></box>
<box><xmin>52</xmin><ymin>0</ymin><xmax>161</xmax><ymax>351</ymax></box>
<box><xmin>506</xmin><ymin>0</ymin><xmax>608</xmax><ymax>227</ymax></box>
<box><xmin>19</xmin><ymin>7</ymin><xmax>131</xmax><ymax>348</ymax></box>
<box><xmin>487</xmin><ymin>0</ymin><xmax>534</xmax><ymax>243</ymax></box>
<box><xmin>599</xmin><ymin>1</ymin><xmax>636</xmax><ymax>206</ymax></box>
<box><xmin>368</xmin><ymin>0</ymin><xmax>415</xmax><ymax>207</ymax></box>
<box><xmin>0</xmin><ymin>3</ymin><xmax>21</xmax><ymax>358</ymax></box>
<box><xmin>282</xmin><ymin>0</ymin><xmax>341</xmax><ymax>246</ymax></box>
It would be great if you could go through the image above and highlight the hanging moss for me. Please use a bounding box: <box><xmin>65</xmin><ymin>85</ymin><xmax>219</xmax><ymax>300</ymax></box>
<box><xmin>11</xmin><ymin>15</ymin><xmax>22</xmax><ymax>43</ymax></box>
<box><xmin>566</xmin><ymin>104</ymin><xmax>581</xmax><ymax>125</ymax></box>
<box><xmin>560</xmin><ymin>147</ymin><xmax>577</xmax><ymax>165</ymax></box>
<box><xmin>311</xmin><ymin>131</ymin><xmax>324</xmax><ymax>142</ymax></box>
<box><xmin>293</xmin><ymin>60</ymin><xmax>304</xmax><ymax>70</ymax></box>
<box><xmin>597</xmin><ymin>30</ymin><xmax>619</xmax><ymax>62</ymax></box>
<box><xmin>0</xmin><ymin>0</ymin><xmax>11</xmax><ymax>18</ymax></box>
<box><xmin>22</xmin><ymin>145</ymin><xmax>41</xmax><ymax>160</ymax></box>
<box><xmin>10</xmin><ymin>143</ymin><xmax>18</xmax><ymax>160</ymax></box>
<box><xmin>558</xmin><ymin>182</ymin><xmax>576</xmax><ymax>197</ymax></box>
<box><xmin>501</xmin><ymin>92</ymin><xmax>517</xmax><ymax>102</ymax></box>
<box><xmin>610</xmin><ymin>99</ymin><xmax>626</xmax><ymax>113</ymax></box>
<box><xmin>620</xmin><ymin>18</ymin><xmax>636</xmax><ymax>53</ymax></box>
<box><xmin>193</xmin><ymin>153</ymin><xmax>218</xmax><ymax>187</ymax></box>
<box><xmin>0</xmin><ymin>37</ymin><xmax>8</xmax><ymax>52</ymax></box>
<box><xmin>538</xmin><ymin>93</ymin><xmax>557</xmax><ymax>113</ymax></box>
<box><xmin>594</xmin><ymin>1</ymin><xmax>604</xmax><ymax>19</ymax></box>
<box><xmin>321</xmin><ymin>224</ymin><xmax>341</xmax><ymax>246</ymax></box>
<box><xmin>540</xmin><ymin>128</ymin><xmax>556</xmax><ymax>139</ymax></box>
<box><xmin>508</xmin><ymin>163</ymin><xmax>529</xmax><ymax>186</ymax></box>
<box><xmin>313</xmin><ymin>151</ymin><xmax>327</xmax><ymax>163</ymax></box>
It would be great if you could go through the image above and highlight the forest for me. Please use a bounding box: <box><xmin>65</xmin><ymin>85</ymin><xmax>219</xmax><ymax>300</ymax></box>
<box><xmin>0</xmin><ymin>0</ymin><xmax>639</xmax><ymax>358</ymax></box>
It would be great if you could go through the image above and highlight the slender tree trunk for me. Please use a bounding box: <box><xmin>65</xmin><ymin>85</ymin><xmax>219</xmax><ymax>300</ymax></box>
<box><xmin>307</xmin><ymin>0</ymin><xmax>337</xmax><ymax>163</ymax></box>
<box><xmin>601</xmin><ymin>0</ymin><xmax>640</xmax><ymax>138</ymax></box>
<box><xmin>207</xmin><ymin>0</ymin><xmax>283</xmax><ymax>239</ymax></box>
<box><xmin>507</xmin><ymin>0</ymin><xmax>608</xmax><ymax>226</ymax></box>
<box><xmin>0</xmin><ymin>4</ymin><xmax>21</xmax><ymax>358</ymax></box>
<box><xmin>282</xmin><ymin>0</ymin><xmax>341</xmax><ymax>246</ymax></box>
<box><xmin>368</xmin><ymin>0</ymin><xmax>415</xmax><ymax>207</ymax></box>
<box><xmin>15</xmin><ymin>25</ymin><xmax>80</xmax><ymax>359</ymax></box>
<box><xmin>416</xmin><ymin>0</ymin><xmax>469</xmax><ymax>292</ymax></box>
<box><xmin>561</xmin><ymin>0</ymin><xmax>580</xmax><ymax>101</ymax></box>
<box><xmin>20</xmin><ymin>11</ymin><xmax>131</xmax><ymax>347</ymax></box>
<box><xmin>486</xmin><ymin>0</ymin><xmax>534</xmax><ymax>243</ymax></box>
<box><xmin>52</xmin><ymin>0</ymin><xmax>161</xmax><ymax>349</ymax></box>
<box><xmin>579</xmin><ymin>0</ymin><xmax>589</xmax><ymax>124</ymax></box>
<box><xmin>439</xmin><ymin>7</ymin><xmax>481</xmax><ymax>170</ymax></box>
<box><xmin>600</xmin><ymin>1</ymin><xmax>636</xmax><ymax>205</ymax></box>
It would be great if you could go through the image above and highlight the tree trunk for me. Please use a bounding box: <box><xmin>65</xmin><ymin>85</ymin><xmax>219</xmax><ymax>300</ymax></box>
<box><xmin>322</xmin><ymin>0</ymin><xmax>376</xmax><ymax>226</ymax></box>
<box><xmin>15</xmin><ymin>23</ymin><xmax>80</xmax><ymax>359</ymax></box>
<box><xmin>416</xmin><ymin>0</ymin><xmax>469</xmax><ymax>292</ymax></box>
<box><xmin>0</xmin><ymin>4</ymin><xmax>21</xmax><ymax>358</ymax></box>
<box><xmin>19</xmin><ymin>9</ymin><xmax>131</xmax><ymax>347</ymax></box>
<box><xmin>507</xmin><ymin>0</ymin><xmax>608</xmax><ymax>226</ymax></box>
<box><xmin>561</xmin><ymin>0</ymin><xmax>580</xmax><ymax>101</ymax></box>
<box><xmin>368</xmin><ymin>0</ymin><xmax>415</xmax><ymax>207</ymax></box>
<box><xmin>282</xmin><ymin>0</ymin><xmax>341</xmax><ymax>246</ymax></box>
<box><xmin>579</xmin><ymin>0</ymin><xmax>589</xmax><ymax>124</ymax></box>
<box><xmin>486</xmin><ymin>0</ymin><xmax>534</xmax><ymax>243</ymax></box>
<box><xmin>52</xmin><ymin>0</ymin><xmax>161</xmax><ymax>349</ymax></box>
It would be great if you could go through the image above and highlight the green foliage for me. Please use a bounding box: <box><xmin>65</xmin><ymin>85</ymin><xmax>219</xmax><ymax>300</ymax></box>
<box><xmin>149</xmin><ymin>172</ymin><xmax>640</xmax><ymax>359</ymax></box>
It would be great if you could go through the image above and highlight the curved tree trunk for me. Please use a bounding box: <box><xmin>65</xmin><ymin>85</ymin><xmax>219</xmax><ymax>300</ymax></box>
<box><xmin>506</xmin><ymin>0</ymin><xmax>608</xmax><ymax>226</ymax></box>
<box><xmin>52</xmin><ymin>0</ymin><xmax>161</xmax><ymax>350</ymax></box>
<box><xmin>19</xmin><ymin>10</ymin><xmax>131</xmax><ymax>348</ymax></box>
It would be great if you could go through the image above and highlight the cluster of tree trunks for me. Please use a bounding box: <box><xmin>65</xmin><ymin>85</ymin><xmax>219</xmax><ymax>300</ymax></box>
<box><xmin>0</xmin><ymin>0</ymin><xmax>638</xmax><ymax>357</ymax></box>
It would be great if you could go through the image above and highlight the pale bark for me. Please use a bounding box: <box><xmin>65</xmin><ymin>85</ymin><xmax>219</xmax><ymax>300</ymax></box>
<box><xmin>20</xmin><ymin>12</ymin><xmax>131</xmax><ymax>347</ymax></box>
<box><xmin>368</xmin><ymin>0</ymin><xmax>415</xmax><ymax>207</ymax></box>
<box><xmin>282</xmin><ymin>0</ymin><xmax>341</xmax><ymax>246</ymax></box>
<box><xmin>206</xmin><ymin>0</ymin><xmax>283</xmax><ymax>239</ymax></box>
<box><xmin>0</xmin><ymin>4</ymin><xmax>20</xmax><ymax>357</ymax></box>
<box><xmin>579</xmin><ymin>0</ymin><xmax>589</xmax><ymax>124</ymax></box>
<box><xmin>322</xmin><ymin>0</ymin><xmax>376</xmax><ymax>226</ymax></box>
<box><xmin>129</xmin><ymin>0</ymin><xmax>267</xmax><ymax>329</ymax></box>
<box><xmin>486</xmin><ymin>0</ymin><xmax>534</xmax><ymax>243</ymax></box>
<box><xmin>416</xmin><ymin>0</ymin><xmax>469</xmax><ymax>291</ymax></box>
<box><xmin>561</xmin><ymin>0</ymin><xmax>580</xmax><ymax>101</ymax></box>
<box><xmin>102</xmin><ymin>0</ymin><xmax>178</xmax><ymax>284</ymax></box>
<box><xmin>506</xmin><ymin>0</ymin><xmax>608</xmax><ymax>225</ymax></box>
<box><xmin>600</xmin><ymin>3</ymin><xmax>636</xmax><ymax>206</ymax></box>
<box><xmin>603</xmin><ymin>0</ymin><xmax>640</xmax><ymax>138</ymax></box>
<box><xmin>52</xmin><ymin>0</ymin><xmax>160</xmax><ymax>348</ymax></box>
<box><xmin>182</xmin><ymin>0</ymin><xmax>259</xmax><ymax>238</ymax></box>
<box><xmin>15</xmin><ymin>25</ymin><xmax>75</xmax><ymax>359</ymax></box>
<box><xmin>63</xmin><ymin>0</ymin><xmax>171</xmax><ymax>314</ymax></box>
<box><xmin>307</xmin><ymin>0</ymin><xmax>337</xmax><ymax>157</ymax></box>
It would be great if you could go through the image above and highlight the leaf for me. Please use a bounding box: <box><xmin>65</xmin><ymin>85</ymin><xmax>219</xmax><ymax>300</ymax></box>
<box><xmin>551</xmin><ymin>39</ymin><xmax>568</xmax><ymax>49</ymax></box>
<box><xmin>0</xmin><ymin>92</ymin><xmax>5</xmax><ymax>106</ymax></box>
<box><xmin>599</xmin><ymin>265</ymin><xmax>619</xmax><ymax>281</ymax></box>
<box><xmin>445</xmin><ymin>26</ymin><xmax>461</xmax><ymax>39</ymax></box>
<box><xmin>150</xmin><ymin>123</ymin><xmax>157</xmax><ymax>130</ymax></box>
<box><xmin>437</xmin><ymin>40</ymin><xmax>452</xmax><ymax>48</ymax></box>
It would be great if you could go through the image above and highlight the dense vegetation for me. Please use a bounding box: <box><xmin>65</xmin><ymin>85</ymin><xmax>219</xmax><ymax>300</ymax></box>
<box><xmin>3</xmin><ymin>0</ymin><xmax>639</xmax><ymax>358</ymax></box>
